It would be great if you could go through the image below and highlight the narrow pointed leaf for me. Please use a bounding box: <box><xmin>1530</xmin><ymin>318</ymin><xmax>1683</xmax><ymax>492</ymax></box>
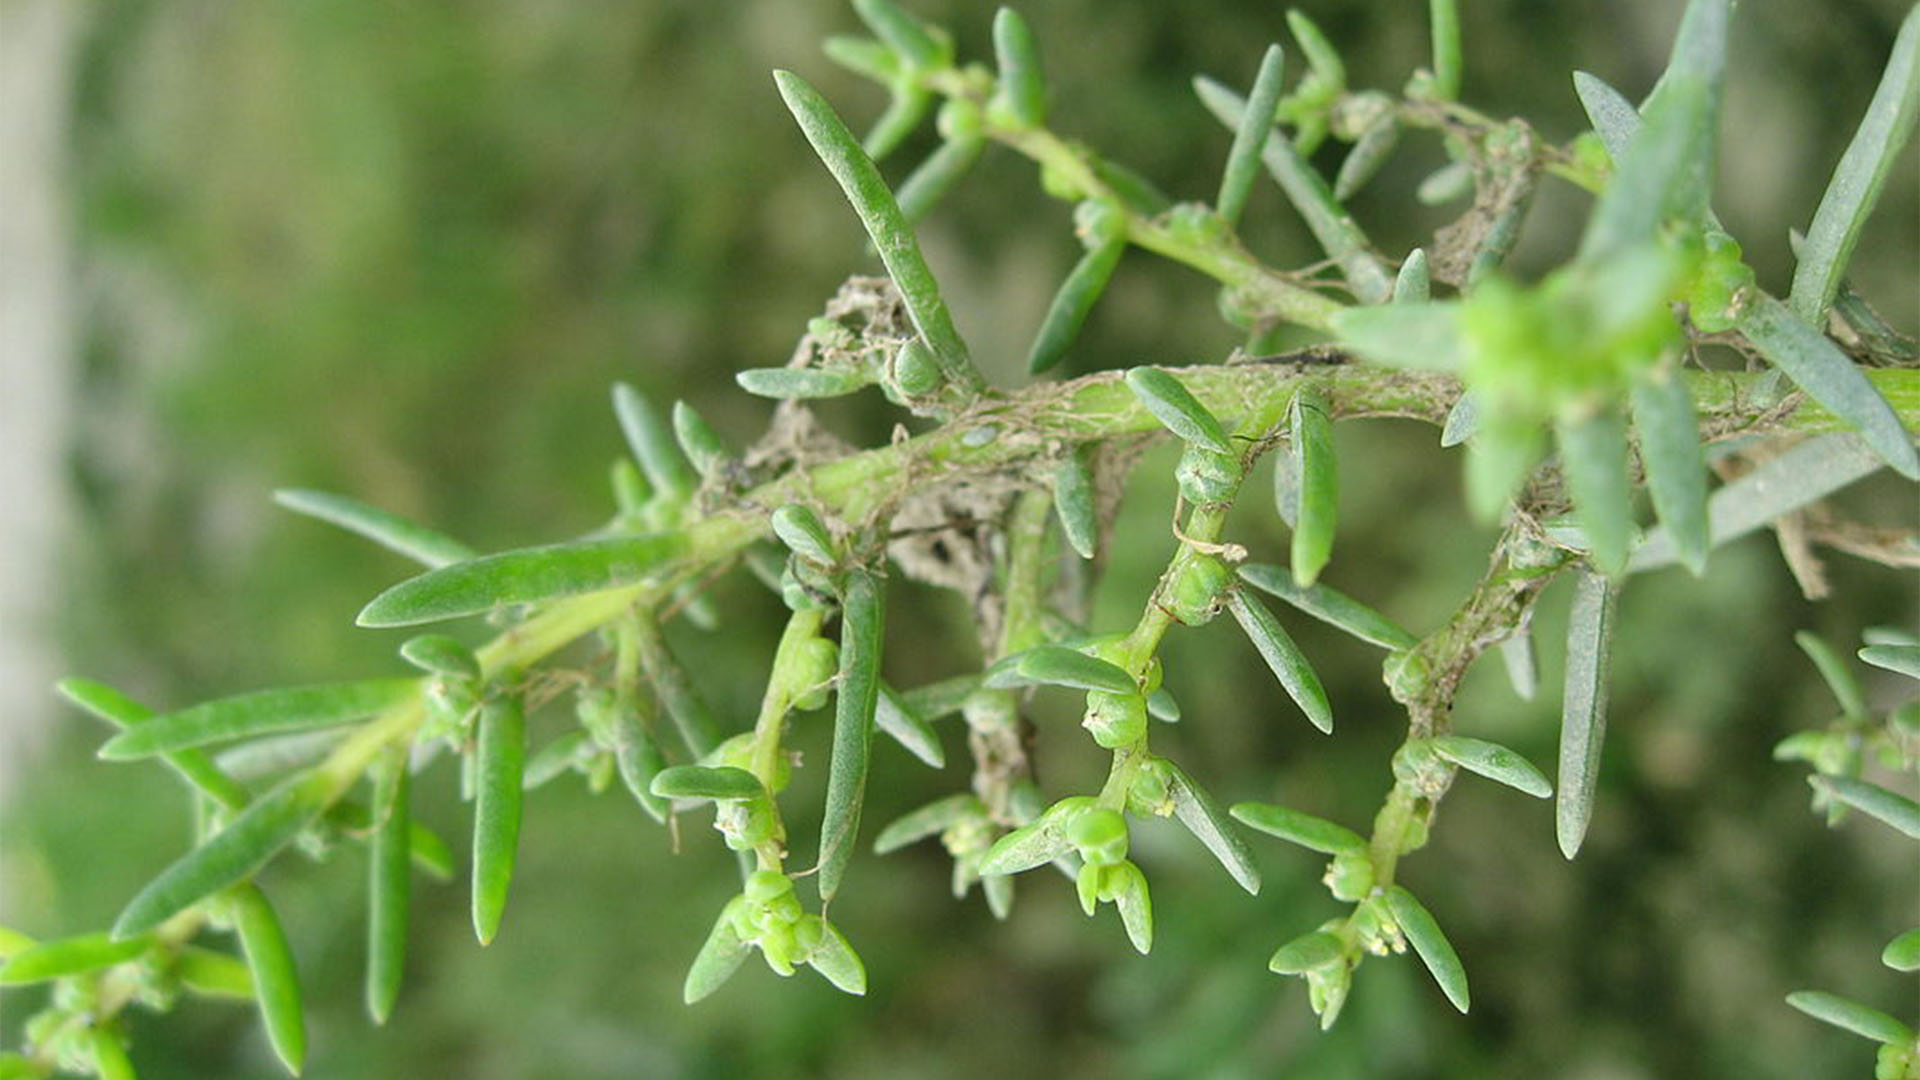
<box><xmin>899</xmin><ymin>673</ymin><xmax>981</xmax><ymax>723</ymax></box>
<box><xmin>227</xmin><ymin>884</ymin><xmax>305</xmax><ymax>1076</ymax></box>
<box><xmin>399</xmin><ymin>635</ymin><xmax>480</xmax><ymax>679</ymax></box>
<box><xmin>862</xmin><ymin>83</ymin><xmax>934</xmax><ymax>162</ymax></box>
<box><xmin>851</xmin><ymin>0</ymin><xmax>946</xmax><ymax>70</ymax></box>
<box><xmin>1859</xmin><ymin>643</ymin><xmax>1920</xmax><ymax>680</ymax></box>
<box><xmin>1430</xmin><ymin>736</ymin><xmax>1552</xmax><ymax>798</ymax></box>
<box><xmin>1193</xmin><ymin>77</ymin><xmax>1393</xmax><ymax>303</ymax></box>
<box><xmin>1237</xmin><ymin>564</ymin><xmax>1416</xmax><ymax>650</ymax></box>
<box><xmin>1216</xmin><ymin>44</ymin><xmax>1286</xmax><ymax>226</ymax></box>
<box><xmin>87</xmin><ymin>1030</ymin><xmax>136</xmax><ymax>1080</ymax></box>
<box><xmin>1789</xmin><ymin>8</ymin><xmax>1920</xmax><ymax>323</ymax></box>
<box><xmin>1385</xmin><ymin>885</ymin><xmax>1470</xmax><ymax>1014</ymax></box>
<box><xmin>1556</xmin><ymin>407</ymin><xmax>1634</xmax><ymax>576</ymax></box>
<box><xmin>1332</xmin><ymin>116</ymin><xmax>1399</xmax><ymax>202</ymax></box>
<box><xmin>1786</xmin><ymin>990</ymin><xmax>1916</xmax><ymax>1046</ymax></box>
<box><xmin>649</xmin><ymin>765</ymin><xmax>764</xmax><ymax>802</ymax></box>
<box><xmin>99</xmin><ymin>679</ymin><xmax>416</xmax><ymax>761</ymax></box>
<box><xmin>734</xmin><ymin>367</ymin><xmax>871</xmax><ymax>401</ymax></box>
<box><xmin>114</xmin><ymin>768</ymin><xmax>333</xmax><ymax>939</ymax></box>
<box><xmin>1052</xmin><ymin>446</ymin><xmax>1100</xmax><ymax>559</ymax></box>
<box><xmin>683</xmin><ymin>903</ymin><xmax>751</xmax><ymax>1004</ymax></box>
<box><xmin>990</xmin><ymin>7</ymin><xmax>1047</xmax><ymax>128</ymax></box>
<box><xmin>273</xmin><ymin>489</ymin><xmax>475</xmax><ymax>569</ymax></box>
<box><xmin>472</xmin><ymin>694</ymin><xmax>526</xmax><ymax>946</ymax></box>
<box><xmin>1557</xmin><ymin>571</ymin><xmax>1617</xmax><ymax>859</ymax></box>
<box><xmin>1394</xmin><ymin>249</ymin><xmax>1431</xmax><ymax>304</ymax></box>
<box><xmin>875</xmin><ymin>793</ymin><xmax>981</xmax><ymax>854</ymax></box>
<box><xmin>1811</xmin><ymin>776</ymin><xmax>1920</xmax><ymax>838</ymax></box>
<box><xmin>896</xmin><ymin>132</ymin><xmax>986</xmax><ymax>225</ymax></box>
<box><xmin>1125</xmin><ymin>367</ymin><xmax>1230</xmax><ymax>453</ymax></box>
<box><xmin>1269</xmin><ymin>930</ymin><xmax>1345</xmax><ymax>974</ymax></box>
<box><xmin>612</xmin><ymin>383</ymin><xmax>695</xmax><ymax>502</ymax></box>
<box><xmin>1573</xmin><ymin>71</ymin><xmax>1640</xmax><ymax>162</ymax></box>
<box><xmin>1735</xmin><ymin>294</ymin><xmax>1920</xmax><ymax>479</ymax></box>
<box><xmin>1147</xmin><ymin>687</ymin><xmax>1182</xmax><ymax>722</ymax></box>
<box><xmin>818</xmin><ymin>570</ymin><xmax>885</xmax><ymax>903</ymax></box>
<box><xmin>608</xmin><ymin>707</ymin><xmax>669</xmax><ymax>822</ymax></box>
<box><xmin>672</xmin><ymin>400</ymin><xmax>730</xmax><ymax>478</ymax></box>
<box><xmin>175</xmin><ymin>946</ymin><xmax>255</xmax><ymax>1000</ymax></box>
<box><xmin>1164</xmin><ymin>760</ymin><xmax>1261</xmax><ymax>894</ymax></box>
<box><xmin>633</xmin><ymin>618</ymin><xmax>721</xmax><ymax>758</ymax></box>
<box><xmin>807</xmin><ymin>919</ymin><xmax>868</xmax><ymax>995</ymax></box>
<box><xmin>1230</xmin><ymin>802</ymin><xmax>1367</xmax><ymax>855</ymax></box>
<box><xmin>770</xmin><ymin>504</ymin><xmax>837</xmax><ymax>565</ymax></box>
<box><xmin>1028</xmin><ymin>233</ymin><xmax>1125</xmax><ymax>374</ymax></box>
<box><xmin>1794</xmin><ymin>631</ymin><xmax>1867</xmax><ymax>717</ymax></box>
<box><xmin>1631</xmin><ymin>433</ymin><xmax>1891</xmax><ymax>571</ymax></box>
<box><xmin>1271</xmin><ymin>436</ymin><xmax>1300</xmax><ymax>527</ymax></box>
<box><xmin>1332</xmin><ymin>301</ymin><xmax>1464</xmax><ymax>371</ymax></box>
<box><xmin>773</xmin><ymin>71</ymin><xmax>977</xmax><ymax>388</ymax></box>
<box><xmin>979</xmin><ymin>819</ymin><xmax>1074</xmax><ymax>876</ymax></box>
<box><xmin>1286</xmin><ymin>10</ymin><xmax>1345</xmax><ymax>87</ymax></box>
<box><xmin>1631</xmin><ymin>371</ymin><xmax>1710</xmax><ymax>575</ymax></box>
<box><xmin>1226</xmin><ymin>590</ymin><xmax>1333</xmax><ymax>733</ymax></box>
<box><xmin>1111</xmin><ymin>864</ymin><xmax>1153</xmax><ymax>955</ymax></box>
<box><xmin>58</xmin><ymin>678</ymin><xmax>249</xmax><ymax>810</ymax></box>
<box><xmin>366</xmin><ymin>747</ymin><xmax>410</xmax><ymax>1024</ymax></box>
<box><xmin>0</xmin><ymin>933</ymin><xmax>154</xmax><ymax>985</ymax></box>
<box><xmin>1290</xmin><ymin>390</ymin><xmax>1337</xmax><ymax>587</ymax></box>
<box><xmin>875</xmin><ymin>682</ymin><xmax>944</xmax><ymax>768</ymax></box>
<box><xmin>1440</xmin><ymin>393</ymin><xmax>1475</xmax><ymax>449</ymax></box>
<box><xmin>1016</xmin><ymin>645</ymin><xmax>1137</xmax><ymax>695</ymax></box>
<box><xmin>1882</xmin><ymin>928</ymin><xmax>1920</xmax><ymax>972</ymax></box>
<box><xmin>822</xmin><ymin>35</ymin><xmax>898</xmax><ymax>84</ymax></box>
<box><xmin>1500</xmin><ymin>620</ymin><xmax>1540</xmax><ymax>702</ymax></box>
<box><xmin>358</xmin><ymin>534</ymin><xmax>686</xmax><ymax>628</ymax></box>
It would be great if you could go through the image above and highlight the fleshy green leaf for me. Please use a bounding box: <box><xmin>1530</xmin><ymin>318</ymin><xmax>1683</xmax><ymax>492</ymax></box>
<box><xmin>1794</xmin><ymin>631</ymin><xmax>1868</xmax><ymax>717</ymax></box>
<box><xmin>1028</xmin><ymin>233</ymin><xmax>1126</xmax><ymax>375</ymax></box>
<box><xmin>1394</xmin><ymin>248</ymin><xmax>1431</xmax><ymax>304</ymax></box>
<box><xmin>273</xmin><ymin>489</ymin><xmax>476</xmax><ymax>569</ymax></box>
<box><xmin>606</xmin><ymin>705</ymin><xmax>669</xmax><ymax>823</ymax></box>
<box><xmin>227</xmin><ymin>883</ymin><xmax>306</xmax><ymax>1076</ymax></box>
<box><xmin>87</xmin><ymin>1029</ymin><xmax>137</xmax><ymax>1080</ymax></box>
<box><xmin>175</xmin><ymin>946</ymin><xmax>255</xmax><ymax>1000</ymax></box>
<box><xmin>734</xmin><ymin>367</ymin><xmax>872</xmax><ymax>401</ymax></box>
<box><xmin>1286</xmin><ymin>10</ymin><xmax>1344</xmax><ymax>88</ymax></box>
<box><xmin>1125</xmin><ymin>367</ymin><xmax>1231</xmax><ymax>454</ymax></box>
<box><xmin>875</xmin><ymin>683</ymin><xmax>944</xmax><ymax>768</ymax></box>
<box><xmin>1786</xmin><ymin>990</ymin><xmax>1917</xmax><ymax>1046</ymax></box>
<box><xmin>1788</xmin><ymin>8</ymin><xmax>1920</xmax><ymax>324</ymax></box>
<box><xmin>1163</xmin><ymin>759</ymin><xmax>1261</xmax><ymax>894</ymax></box>
<box><xmin>1555</xmin><ymin>406</ymin><xmax>1634</xmax><ymax>576</ymax></box>
<box><xmin>1557</xmin><ymin>571</ymin><xmax>1617</xmax><ymax>859</ymax></box>
<box><xmin>773</xmin><ymin>71</ymin><xmax>977</xmax><ymax>389</ymax></box>
<box><xmin>1859</xmin><ymin>644</ymin><xmax>1920</xmax><ymax>680</ymax></box>
<box><xmin>1735</xmin><ymin>293</ymin><xmax>1920</xmax><ymax>480</ymax></box>
<box><xmin>818</xmin><ymin>570</ymin><xmax>886</xmax><ymax>903</ymax></box>
<box><xmin>0</xmin><ymin>933</ymin><xmax>153</xmax><ymax>986</ymax></box>
<box><xmin>1109</xmin><ymin>863</ymin><xmax>1153</xmax><ymax>955</ymax></box>
<box><xmin>1332</xmin><ymin>115</ymin><xmax>1399</xmax><ymax>202</ymax></box>
<box><xmin>875</xmin><ymin>793</ymin><xmax>981</xmax><ymax>854</ymax></box>
<box><xmin>900</xmin><ymin>673</ymin><xmax>982</xmax><ymax>721</ymax></box>
<box><xmin>1236</xmin><ymin>564</ymin><xmax>1417</xmax><ymax>651</ymax></box>
<box><xmin>1430</xmin><ymin>735</ymin><xmax>1553</xmax><ymax>799</ymax></box>
<box><xmin>770</xmin><ymin>504</ymin><xmax>838</xmax><ymax>565</ymax></box>
<box><xmin>1015</xmin><ymin>645</ymin><xmax>1137</xmax><ymax>695</ymax></box>
<box><xmin>357</xmin><ymin>534</ymin><xmax>686</xmax><ymax>628</ymax></box>
<box><xmin>989</xmin><ymin>7</ymin><xmax>1047</xmax><ymax>128</ymax></box>
<box><xmin>862</xmin><ymin>83</ymin><xmax>935</xmax><ymax>163</ymax></box>
<box><xmin>1332</xmin><ymin>301</ymin><xmax>1464</xmax><ymax>371</ymax></box>
<box><xmin>822</xmin><ymin>35</ymin><xmax>898</xmax><ymax>85</ymax></box>
<box><xmin>57</xmin><ymin>678</ymin><xmax>250</xmax><ymax>811</ymax></box>
<box><xmin>1193</xmin><ymin>77</ymin><xmax>1393</xmax><ymax>304</ymax></box>
<box><xmin>1426</xmin><ymin>0</ymin><xmax>1462</xmax><ymax>100</ymax></box>
<box><xmin>366</xmin><ymin>746</ymin><xmax>410</xmax><ymax>1025</ymax></box>
<box><xmin>1052</xmin><ymin>446</ymin><xmax>1100</xmax><ymax>559</ymax></box>
<box><xmin>1269</xmin><ymin>930</ymin><xmax>1345</xmax><ymax>974</ymax></box>
<box><xmin>1229</xmin><ymin>802</ymin><xmax>1368</xmax><ymax>855</ymax></box>
<box><xmin>114</xmin><ymin>768</ymin><xmax>334</xmax><ymax>939</ymax></box>
<box><xmin>1572</xmin><ymin>71</ymin><xmax>1639</xmax><ymax>163</ymax></box>
<box><xmin>1290</xmin><ymin>389</ymin><xmax>1337</xmax><ymax>587</ymax></box>
<box><xmin>649</xmin><ymin>765</ymin><xmax>765</xmax><ymax>802</ymax></box>
<box><xmin>399</xmin><ymin>635</ymin><xmax>480</xmax><ymax>679</ymax></box>
<box><xmin>632</xmin><ymin>618</ymin><xmax>722</xmax><ymax>758</ymax></box>
<box><xmin>851</xmin><ymin>0</ymin><xmax>947</xmax><ymax>70</ymax></box>
<box><xmin>683</xmin><ymin>901</ymin><xmax>751</xmax><ymax>1004</ymax></box>
<box><xmin>1631</xmin><ymin>433</ymin><xmax>1892</xmax><ymax>572</ymax></box>
<box><xmin>472</xmin><ymin>694</ymin><xmax>526</xmax><ymax>946</ymax></box>
<box><xmin>1630</xmin><ymin>370</ymin><xmax>1710</xmax><ymax>575</ymax></box>
<box><xmin>1500</xmin><ymin>621</ymin><xmax>1540</xmax><ymax>702</ymax></box>
<box><xmin>979</xmin><ymin>816</ymin><xmax>1076</xmax><ymax>876</ymax></box>
<box><xmin>612</xmin><ymin>383</ymin><xmax>695</xmax><ymax>503</ymax></box>
<box><xmin>896</xmin><ymin>131</ymin><xmax>986</xmax><ymax>226</ymax></box>
<box><xmin>1225</xmin><ymin>590</ymin><xmax>1333</xmax><ymax>733</ymax></box>
<box><xmin>1884</xmin><ymin>928</ymin><xmax>1920</xmax><ymax>973</ymax></box>
<box><xmin>807</xmin><ymin>918</ymin><xmax>868</xmax><ymax>995</ymax></box>
<box><xmin>671</xmin><ymin>400</ymin><xmax>731</xmax><ymax>478</ymax></box>
<box><xmin>1385</xmin><ymin>885</ymin><xmax>1470</xmax><ymax>1014</ymax></box>
<box><xmin>99</xmin><ymin>679</ymin><xmax>416</xmax><ymax>761</ymax></box>
<box><xmin>1811</xmin><ymin>776</ymin><xmax>1920</xmax><ymax>839</ymax></box>
<box><xmin>1216</xmin><ymin>44</ymin><xmax>1286</xmax><ymax>226</ymax></box>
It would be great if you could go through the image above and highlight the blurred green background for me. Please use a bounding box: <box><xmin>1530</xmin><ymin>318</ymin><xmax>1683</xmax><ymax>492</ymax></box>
<box><xmin>4</xmin><ymin>1</ymin><xmax>1916</xmax><ymax>1077</ymax></box>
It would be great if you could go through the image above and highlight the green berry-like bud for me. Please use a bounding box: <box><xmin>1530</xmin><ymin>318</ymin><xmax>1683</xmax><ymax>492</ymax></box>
<box><xmin>1127</xmin><ymin>756</ymin><xmax>1177</xmax><ymax>817</ymax></box>
<box><xmin>1165</xmin><ymin>554</ymin><xmax>1231</xmax><ymax>626</ymax></box>
<box><xmin>759</xmin><ymin>922</ymin><xmax>800</xmax><ymax>976</ymax></box>
<box><xmin>745</xmin><ymin>870</ymin><xmax>793</xmax><ymax>905</ymax></box>
<box><xmin>793</xmin><ymin>914</ymin><xmax>828</xmax><ymax>956</ymax></box>
<box><xmin>1083</xmin><ymin>690</ymin><xmax>1148</xmax><ymax>748</ymax></box>
<box><xmin>1073</xmin><ymin>199</ymin><xmax>1126</xmax><ymax>247</ymax></box>
<box><xmin>1323</xmin><ymin>851</ymin><xmax>1376</xmax><ymax>902</ymax></box>
<box><xmin>936</xmin><ymin>97</ymin><xmax>984</xmax><ymax>143</ymax></box>
<box><xmin>1164</xmin><ymin>202</ymin><xmax>1228</xmax><ymax>247</ymax></box>
<box><xmin>1175</xmin><ymin>446</ymin><xmax>1241</xmax><ymax>505</ymax></box>
<box><xmin>792</xmin><ymin>637</ymin><xmax>840</xmax><ymax>711</ymax></box>
<box><xmin>1066</xmin><ymin>807</ymin><xmax>1130</xmax><ymax>866</ymax></box>
<box><xmin>890</xmin><ymin>338</ymin><xmax>942</xmax><ymax>396</ymax></box>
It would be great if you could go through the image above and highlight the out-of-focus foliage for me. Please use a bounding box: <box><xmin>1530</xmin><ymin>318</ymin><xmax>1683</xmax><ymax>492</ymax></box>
<box><xmin>4</xmin><ymin>1</ymin><xmax>1914</xmax><ymax>1077</ymax></box>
